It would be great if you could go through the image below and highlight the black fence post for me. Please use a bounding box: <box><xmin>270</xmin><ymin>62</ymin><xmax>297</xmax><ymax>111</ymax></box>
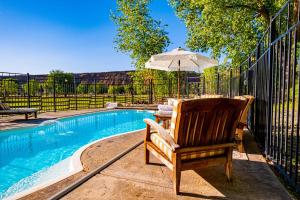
<box><xmin>148</xmin><ymin>80</ymin><xmax>151</xmax><ymax>104</ymax></box>
<box><xmin>150</xmin><ymin>79</ymin><xmax>153</xmax><ymax>104</ymax></box>
<box><xmin>102</xmin><ymin>96</ymin><xmax>105</xmax><ymax>108</ymax></box>
<box><xmin>229</xmin><ymin>68</ymin><xmax>232</xmax><ymax>97</ymax></box>
<box><xmin>247</xmin><ymin>57</ymin><xmax>251</xmax><ymax>95</ymax></box>
<box><xmin>186</xmin><ymin>76</ymin><xmax>189</xmax><ymax>98</ymax></box>
<box><xmin>238</xmin><ymin>65</ymin><xmax>242</xmax><ymax>95</ymax></box>
<box><xmin>217</xmin><ymin>72</ymin><xmax>220</xmax><ymax>94</ymax></box>
<box><xmin>266</xmin><ymin>16</ymin><xmax>276</xmax><ymax>155</ymax></box>
<box><xmin>131</xmin><ymin>83</ymin><xmax>134</xmax><ymax>104</ymax></box>
<box><xmin>202</xmin><ymin>76</ymin><xmax>206</xmax><ymax>95</ymax></box>
<box><xmin>27</xmin><ymin>73</ymin><xmax>31</xmax><ymax>108</ymax></box>
<box><xmin>113</xmin><ymin>85</ymin><xmax>116</xmax><ymax>102</ymax></box>
<box><xmin>168</xmin><ymin>79</ymin><xmax>171</xmax><ymax>97</ymax></box>
<box><xmin>254</xmin><ymin>44</ymin><xmax>260</xmax><ymax>137</ymax></box>
<box><xmin>74</xmin><ymin>77</ymin><xmax>78</xmax><ymax>110</ymax></box>
<box><xmin>94</xmin><ymin>79</ymin><xmax>97</xmax><ymax>108</ymax></box>
<box><xmin>254</xmin><ymin>43</ymin><xmax>260</xmax><ymax>96</ymax></box>
<box><xmin>53</xmin><ymin>75</ymin><xmax>56</xmax><ymax>112</ymax></box>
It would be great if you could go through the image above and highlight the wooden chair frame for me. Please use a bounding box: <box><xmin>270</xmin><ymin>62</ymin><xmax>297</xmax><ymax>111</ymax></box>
<box><xmin>144</xmin><ymin>98</ymin><xmax>247</xmax><ymax>194</ymax></box>
<box><xmin>234</xmin><ymin>95</ymin><xmax>255</xmax><ymax>140</ymax></box>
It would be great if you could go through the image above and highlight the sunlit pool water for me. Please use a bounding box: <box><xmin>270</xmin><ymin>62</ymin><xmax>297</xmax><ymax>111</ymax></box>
<box><xmin>0</xmin><ymin>109</ymin><xmax>154</xmax><ymax>199</ymax></box>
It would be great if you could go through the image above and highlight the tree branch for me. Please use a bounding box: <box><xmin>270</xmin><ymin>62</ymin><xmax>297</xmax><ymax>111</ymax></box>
<box><xmin>223</xmin><ymin>3</ymin><xmax>270</xmax><ymax>24</ymax></box>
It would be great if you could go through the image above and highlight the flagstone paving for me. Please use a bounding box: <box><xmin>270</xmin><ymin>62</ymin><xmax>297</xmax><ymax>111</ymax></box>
<box><xmin>61</xmin><ymin>132</ymin><xmax>292</xmax><ymax>200</ymax></box>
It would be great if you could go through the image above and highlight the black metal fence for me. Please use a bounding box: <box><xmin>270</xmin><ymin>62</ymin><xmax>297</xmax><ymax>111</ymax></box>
<box><xmin>218</xmin><ymin>0</ymin><xmax>300</xmax><ymax>193</ymax></box>
<box><xmin>0</xmin><ymin>72</ymin><xmax>190</xmax><ymax>112</ymax></box>
<box><xmin>1</xmin><ymin>70</ymin><xmax>222</xmax><ymax>113</ymax></box>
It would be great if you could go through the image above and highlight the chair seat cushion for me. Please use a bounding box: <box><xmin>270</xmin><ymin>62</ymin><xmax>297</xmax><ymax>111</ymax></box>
<box><xmin>150</xmin><ymin>133</ymin><xmax>173</xmax><ymax>161</ymax></box>
<box><xmin>181</xmin><ymin>149</ymin><xmax>225</xmax><ymax>160</ymax></box>
<box><xmin>150</xmin><ymin>133</ymin><xmax>226</xmax><ymax>162</ymax></box>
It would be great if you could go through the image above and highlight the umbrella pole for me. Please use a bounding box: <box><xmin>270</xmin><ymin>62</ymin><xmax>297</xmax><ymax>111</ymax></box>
<box><xmin>178</xmin><ymin>61</ymin><xmax>180</xmax><ymax>99</ymax></box>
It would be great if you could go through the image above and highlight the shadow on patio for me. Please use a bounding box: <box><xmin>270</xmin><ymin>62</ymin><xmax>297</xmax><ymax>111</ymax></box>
<box><xmin>58</xmin><ymin>131</ymin><xmax>291</xmax><ymax>200</ymax></box>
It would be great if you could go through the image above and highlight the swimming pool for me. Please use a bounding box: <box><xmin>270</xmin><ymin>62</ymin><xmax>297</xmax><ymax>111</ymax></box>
<box><xmin>0</xmin><ymin>109</ymin><xmax>154</xmax><ymax>199</ymax></box>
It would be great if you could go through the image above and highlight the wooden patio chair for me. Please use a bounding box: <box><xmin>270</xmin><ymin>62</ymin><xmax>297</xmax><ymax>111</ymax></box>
<box><xmin>144</xmin><ymin>98</ymin><xmax>247</xmax><ymax>194</ymax></box>
<box><xmin>234</xmin><ymin>95</ymin><xmax>255</xmax><ymax>141</ymax></box>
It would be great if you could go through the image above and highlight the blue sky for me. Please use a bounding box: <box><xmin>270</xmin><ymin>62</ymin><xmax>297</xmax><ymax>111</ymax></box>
<box><xmin>0</xmin><ymin>0</ymin><xmax>189</xmax><ymax>74</ymax></box>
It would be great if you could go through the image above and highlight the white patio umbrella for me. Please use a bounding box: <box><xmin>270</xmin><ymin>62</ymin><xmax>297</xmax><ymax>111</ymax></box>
<box><xmin>145</xmin><ymin>47</ymin><xmax>218</xmax><ymax>98</ymax></box>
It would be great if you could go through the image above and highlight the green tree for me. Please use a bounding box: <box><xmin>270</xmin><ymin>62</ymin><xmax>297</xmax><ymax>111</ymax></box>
<box><xmin>0</xmin><ymin>78</ymin><xmax>19</xmax><ymax>95</ymax></box>
<box><xmin>45</xmin><ymin>70</ymin><xmax>74</xmax><ymax>95</ymax></box>
<box><xmin>76</xmin><ymin>83</ymin><xmax>89</xmax><ymax>94</ymax></box>
<box><xmin>203</xmin><ymin>66</ymin><xmax>218</xmax><ymax>94</ymax></box>
<box><xmin>124</xmin><ymin>84</ymin><xmax>132</xmax><ymax>94</ymax></box>
<box><xmin>116</xmin><ymin>85</ymin><xmax>125</xmax><ymax>94</ymax></box>
<box><xmin>76</xmin><ymin>83</ymin><xmax>108</xmax><ymax>95</ymax></box>
<box><xmin>169</xmin><ymin>0</ymin><xmax>286</xmax><ymax>66</ymax></box>
<box><xmin>23</xmin><ymin>79</ymin><xmax>40</xmax><ymax>96</ymax></box>
<box><xmin>93</xmin><ymin>84</ymin><xmax>108</xmax><ymax>94</ymax></box>
<box><xmin>108</xmin><ymin>85</ymin><xmax>116</xmax><ymax>95</ymax></box>
<box><xmin>108</xmin><ymin>85</ymin><xmax>126</xmax><ymax>95</ymax></box>
<box><xmin>111</xmin><ymin>0</ymin><xmax>170</xmax><ymax>77</ymax></box>
<box><xmin>97</xmin><ymin>84</ymin><xmax>108</xmax><ymax>94</ymax></box>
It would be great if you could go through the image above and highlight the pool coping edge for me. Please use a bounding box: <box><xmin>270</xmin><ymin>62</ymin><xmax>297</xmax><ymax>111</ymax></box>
<box><xmin>4</xmin><ymin>125</ymin><xmax>146</xmax><ymax>199</ymax></box>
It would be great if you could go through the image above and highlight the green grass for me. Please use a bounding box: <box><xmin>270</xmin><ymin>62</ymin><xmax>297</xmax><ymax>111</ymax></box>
<box><xmin>0</xmin><ymin>94</ymin><xmax>150</xmax><ymax>112</ymax></box>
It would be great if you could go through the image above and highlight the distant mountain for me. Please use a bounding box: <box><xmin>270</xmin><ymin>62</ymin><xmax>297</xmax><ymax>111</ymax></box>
<box><xmin>0</xmin><ymin>71</ymin><xmax>134</xmax><ymax>85</ymax></box>
<box><xmin>74</xmin><ymin>71</ymin><xmax>133</xmax><ymax>84</ymax></box>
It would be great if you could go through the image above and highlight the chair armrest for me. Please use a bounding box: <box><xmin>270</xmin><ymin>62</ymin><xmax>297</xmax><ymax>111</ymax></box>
<box><xmin>237</xmin><ymin>122</ymin><xmax>247</xmax><ymax>129</ymax></box>
<box><xmin>174</xmin><ymin>143</ymin><xmax>236</xmax><ymax>153</ymax></box>
<box><xmin>144</xmin><ymin>118</ymin><xmax>180</xmax><ymax>151</ymax></box>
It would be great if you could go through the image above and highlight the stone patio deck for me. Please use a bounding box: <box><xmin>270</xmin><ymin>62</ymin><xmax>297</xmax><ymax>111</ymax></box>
<box><xmin>60</xmin><ymin>132</ymin><xmax>291</xmax><ymax>200</ymax></box>
<box><xmin>1</xmin><ymin>110</ymin><xmax>294</xmax><ymax>200</ymax></box>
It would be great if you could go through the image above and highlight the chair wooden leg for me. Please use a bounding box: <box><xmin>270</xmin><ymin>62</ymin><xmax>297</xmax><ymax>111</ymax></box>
<box><xmin>225</xmin><ymin>147</ymin><xmax>233</xmax><ymax>181</ymax></box>
<box><xmin>236</xmin><ymin>128</ymin><xmax>243</xmax><ymax>141</ymax></box>
<box><xmin>34</xmin><ymin>112</ymin><xmax>37</xmax><ymax>118</ymax></box>
<box><xmin>25</xmin><ymin>114</ymin><xmax>28</xmax><ymax>120</ymax></box>
<box><xmin>172</xmin><ymin>153</ymin><xmax>181</xmax><ymax>195</ymax></box>
<box><xmin>144</xmin><ymin>124</ymin><xmax>151</xmax><ymax>165</ymax></box>
<box><xmin>173</xmin><ymin>169</ymin><xmax>181</xmax><ymax>195</ymax></box>
<box><xmin>236</xmin><ymin>140</ymin><xmax>245</xmax><ymax>153</ymax></box>
<box><xmin>144</xmin><ymin>143</ymin><xmax>149</xmax><ymax>164</ymax></box>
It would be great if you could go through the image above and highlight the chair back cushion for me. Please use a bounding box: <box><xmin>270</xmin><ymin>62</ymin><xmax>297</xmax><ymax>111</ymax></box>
<box><xmin>170</xmin><ymin>98</ymin><xmax>247</xmax><ymax>147</ymax></box>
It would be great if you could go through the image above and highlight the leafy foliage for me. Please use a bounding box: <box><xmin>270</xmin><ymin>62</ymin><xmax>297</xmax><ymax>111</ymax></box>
<box><xmin>111</xmin><ymin>0</ymin><xmax>170</xmax><ymax>70</ymax></box>
<box><xmin>76</xmin><ymin>83</ymin><xmax>90</xmax><ymax>94</ymax></box>
<box><xmin>76</xmin><ymin>83</ymin><xmax>108</xmax><ymax>94</ymax></box>
<box><xmin>203</xmin><ymin>66</ymin><xmax>218</xmax><ymax>94</ymax></box>
<box><xmin>23</xmin><ymin>79</ymin><xmax>40</xmax><ymax>96</ymax></box>
<box><xmin>0</xmin><ymin>78</ymin><xmax>18</xmax><ymax>95</ymax></box>
<box><xmin>169</xmin><ymin>0</ymin><xmax>285</xmax><ymax>66</ymax></box>
<box><xmin>108</xmin><ymin>85</ymin><xmax>126</xmax><ymax>95</ymax></box>
<box><xmin>45</xmin><ymin>70</ymin><xmax>74</xmax><ymax>94</ymax></box>
<box><xmin>112</xmin><ymin>0</ymin><xmax>174</xmax><ymax>96</ymax></box>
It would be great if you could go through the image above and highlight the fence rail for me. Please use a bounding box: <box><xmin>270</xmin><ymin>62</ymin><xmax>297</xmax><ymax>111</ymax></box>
<box><xmin>0</xmin><ymin>73</ymin><xmax>187</xmax><ymax>111</ymax></box>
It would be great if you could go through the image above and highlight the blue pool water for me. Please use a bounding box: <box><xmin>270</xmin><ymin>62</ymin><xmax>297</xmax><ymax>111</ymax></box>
<box><xmin>0</xmin><ymin>110</ymin><xmax>154</xmax><ymax>199</ymax></box>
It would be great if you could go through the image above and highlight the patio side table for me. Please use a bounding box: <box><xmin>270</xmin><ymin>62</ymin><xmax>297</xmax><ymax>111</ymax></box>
<box><xmin>153</xmin><ymin>112</ymin><xmax>172</xmax><ymax>129</ymax></box>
